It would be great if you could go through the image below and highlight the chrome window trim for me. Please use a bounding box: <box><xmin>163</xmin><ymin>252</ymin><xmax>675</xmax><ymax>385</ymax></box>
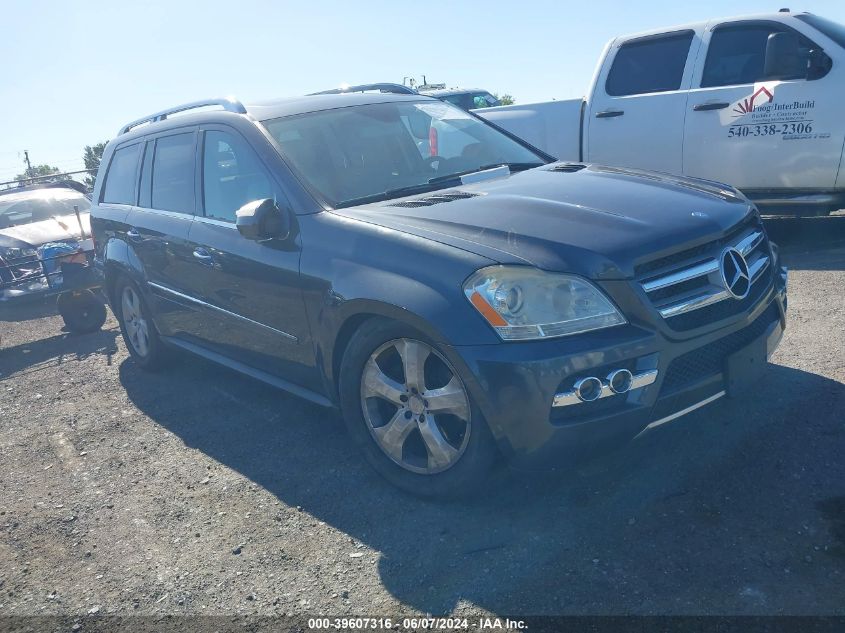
<box><xmin>194</xmin><ymin>216</ymin><xmax>238</xmax><ymax>229</ymax></box>
<box><xmin>147</xmin><ymin>281</ymin><xmax>298</xmax><ymax>342</ymax></box>
<box><xmin>553</xmin><ymin>369</ymin><xmax>658</xmax><ymax>408</ymax></box>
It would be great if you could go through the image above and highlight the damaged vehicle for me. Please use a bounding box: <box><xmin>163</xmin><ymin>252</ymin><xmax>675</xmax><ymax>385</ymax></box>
<box><xmin>0</xmin><ymin>181</ymin><xmax>107</xmax><ymax>332</ymax></box>
<box><xmin>92</xmin><ymin>93</ymin><xmax>788</xmax><ymax>497</ymax></box>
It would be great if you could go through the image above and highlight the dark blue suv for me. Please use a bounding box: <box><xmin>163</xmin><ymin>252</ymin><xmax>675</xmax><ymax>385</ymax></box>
<box><xmin>91</xmin><ymin>92</ymin><xmax>788</xmax><ymax>497</ymax></box>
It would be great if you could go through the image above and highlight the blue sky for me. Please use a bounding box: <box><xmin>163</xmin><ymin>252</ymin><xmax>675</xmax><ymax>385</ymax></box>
<box><xmin>1</xmin><ymin>0</ymin><xmax>844</xmax><ymax>182</ymax></box>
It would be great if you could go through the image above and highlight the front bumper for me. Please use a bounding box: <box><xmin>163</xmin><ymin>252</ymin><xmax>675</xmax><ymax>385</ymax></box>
<box><xmin>448</xmin><ymin>267</ymin><xmax>787</xmax><ymax>468</ymax></box>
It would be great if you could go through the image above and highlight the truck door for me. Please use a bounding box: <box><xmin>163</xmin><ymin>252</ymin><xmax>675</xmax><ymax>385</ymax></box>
<box><xmin>683</xmin><ymin>19</ymin><xmax>839</xmax><ymax>191</ymax></box>
<box><xmin>585</xmin><ymin>29</ymin><xmax>699</xmax><ymax>174</ymax></box>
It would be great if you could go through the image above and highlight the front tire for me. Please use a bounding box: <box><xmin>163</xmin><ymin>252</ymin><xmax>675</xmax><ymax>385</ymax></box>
<box><xmin>115</xmin><ymin>277</ymin><xmax>165</xmax><ymax>370</ymax></box>
<box><xmin>339</xmin><ymin>318</ymin><xmax>498</xmax><ymax>498</ymax></box>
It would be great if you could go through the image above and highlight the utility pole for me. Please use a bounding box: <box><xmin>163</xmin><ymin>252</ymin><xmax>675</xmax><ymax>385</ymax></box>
<box><xmin>23</xmin><ymin>150</ymin><xmax>32</xmax><ymax>176</ymax></box>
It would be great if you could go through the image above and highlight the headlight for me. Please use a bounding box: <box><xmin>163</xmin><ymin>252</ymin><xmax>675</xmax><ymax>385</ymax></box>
<box><xmin>463</xmin><ymin>266</ymin><xmax>626</xmax><ymax>341</ymax></box>
<box><xmin>0</xmin><ymin>246</ymin><xmax>37</xmax><ymax>261</ymax></box>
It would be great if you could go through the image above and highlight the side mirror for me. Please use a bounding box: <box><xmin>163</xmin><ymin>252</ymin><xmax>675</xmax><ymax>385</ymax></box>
<box><xmin>764</xmin><ymin>31</ymin><xmax>805</xmax><ymax>80</ymax></box>
<box><xmin>235</xmin><ymin>198</ymin><xmax>291</xmax><ymax>241</ymax></box>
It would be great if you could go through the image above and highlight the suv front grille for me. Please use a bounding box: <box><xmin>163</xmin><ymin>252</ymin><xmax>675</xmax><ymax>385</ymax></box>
<box><xmin>637</xmin><ymin>218</ymin><xmax>772</xmax><ymax>330</ymax></box>
<box><xmin>661</xmin><ymin>302</ymin><xmax>779</xmax><ymax>394</ymax></box>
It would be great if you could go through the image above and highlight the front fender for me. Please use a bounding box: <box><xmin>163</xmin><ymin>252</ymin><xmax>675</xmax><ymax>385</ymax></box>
<box><xmin>102</xmin><ymin>237</ymin><xmax>151</xmax><ymax>308</ymax></box>
<box><xmin>299</xmin><ymin>213</ymin><xmax>503</xmax><ymax>396</ymax></box>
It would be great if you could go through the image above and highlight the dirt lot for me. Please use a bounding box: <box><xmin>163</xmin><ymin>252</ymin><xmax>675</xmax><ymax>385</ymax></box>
<box><xmin>0</xmin><ymin>216</ymin><xmax>843</xmax><ymax>619</ymax></box>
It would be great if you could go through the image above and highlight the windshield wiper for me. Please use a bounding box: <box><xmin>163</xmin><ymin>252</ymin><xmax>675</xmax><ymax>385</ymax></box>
<box><xmin>427</xmin><ymin>162</ymin><xmax>544</xmax><ymax>184</ymax></box>
<box><xmin>334</xmin><ymin>162</ymin><xmax>544</xmax><ymax>209</ymax></box>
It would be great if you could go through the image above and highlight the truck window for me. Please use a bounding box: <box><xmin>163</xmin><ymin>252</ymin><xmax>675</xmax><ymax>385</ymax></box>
<box><xmin>701</xmin><ymin>23</ymin><xmax>817</xmax><ymax>87</ymax></box>
<box><xmin>796</xmin><ymin>14</ymin><xmax>845</xmax><ymax>49</ymax></box>
<box><xmin>605</xmin><ymin>31</ymin><xmax>694</xmax><ymax>97</ymax></box>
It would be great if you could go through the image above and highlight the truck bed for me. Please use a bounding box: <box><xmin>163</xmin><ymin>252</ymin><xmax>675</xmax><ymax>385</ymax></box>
<box><xmin>476</xmin><ymin>98</ymin><xmax>583</xmax><ymax>162</ymax></box>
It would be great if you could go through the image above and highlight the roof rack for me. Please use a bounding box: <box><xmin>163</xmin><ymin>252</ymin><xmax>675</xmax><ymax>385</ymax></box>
<box><xmin>118</xmin><ymin>97</ymin><xmax>247</xmax><ymax>135</ymax></box>
<box><xmin>308</xmin><ymin>83</ymin><xmax>419</xmax><ymax>96</ymax></box>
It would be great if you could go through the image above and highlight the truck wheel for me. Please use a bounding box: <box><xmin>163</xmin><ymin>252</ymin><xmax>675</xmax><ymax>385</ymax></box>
<box><xmin>57</xmin><ymin>290</ymin><xmax>107</xmax><ymax>334</ymax></box>
<box><xmin>339</xmin><ymin>318</ymin><xmax>498</xmax><ymax>498</ymax></box>
<box><xmin>115</xmin><ymin>278</ymin><xmax>165</xmax><ymax>370</ymax></box>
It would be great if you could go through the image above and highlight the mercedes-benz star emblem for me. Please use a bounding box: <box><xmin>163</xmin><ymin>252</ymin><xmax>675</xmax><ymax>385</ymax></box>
<box><xmin>720</xmin><ymin>247</ymin><xmax>751</xmax><ymax>300</ymax></box>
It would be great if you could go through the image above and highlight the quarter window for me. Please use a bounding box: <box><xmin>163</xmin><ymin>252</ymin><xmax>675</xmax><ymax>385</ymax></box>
<box><xmin>202</xmin><ymin>130</ymin><xmax>276</xmax><ymax>223</ymax></box>
<box><xmin>702</xmin><ymin>24</ymin><xmax>817</xmax><ymax>87</ymax></box>
<box><xmin>101</xmin><ymin>144</ymin><xmax>141</xmax><ymax>205</ymax></box>
<box><xmin>151</xmin><ymin>132</ymin><xmax>195</xmax><ymax>214</ymax></box>
<box><xmin>605</xmin><ymin>31</ymin><xmax>694</xmax><ymax>97</ymax></box>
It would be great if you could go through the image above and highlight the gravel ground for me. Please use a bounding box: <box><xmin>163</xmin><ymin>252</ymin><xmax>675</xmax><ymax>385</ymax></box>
<box><xmin>0</xmin><ymin>215</ymin><xmax>843</xmax><ymax>619</ymax></box>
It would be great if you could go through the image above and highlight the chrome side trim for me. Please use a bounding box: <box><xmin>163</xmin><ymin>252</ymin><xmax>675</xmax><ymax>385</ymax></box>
<box><xmin>147</xmin><ymin>281</ymin><xmax>298</xmax><ymax>342</ymax></box>
<box><xmin>553</xmin><ymin>369</ymin><xmax>657</xmax><ymax>408</ymax></box>
<box><xmin>658</xmin><ymin>289</ymin><xmax>730</xmax><ymax>318</ymax></box>
<box><xmin>640</xmin><ymin>390</ymin><xmax>726</xmax><ymax>433</ymax></box>
<box><xmin>641</xmin><ymin>259</ymin><xmax>719</xmax><ymax>293</ymax></box>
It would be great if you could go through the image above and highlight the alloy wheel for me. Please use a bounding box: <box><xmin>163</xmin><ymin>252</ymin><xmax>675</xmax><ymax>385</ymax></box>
<box><xmin>121</xmin><ymin>285</ymin><xmax>150</xmax><ymax>358</ymax></box>
<box><xmin>360</xmin><ymin>338</ymin><xmax>471</xmax><ymax>474</ymax></box>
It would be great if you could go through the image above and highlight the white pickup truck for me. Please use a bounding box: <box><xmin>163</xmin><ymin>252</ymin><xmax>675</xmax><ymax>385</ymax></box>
<box><xmin>478</xmin><ymin>10</ymin><xmax>845</xmax><ymax>216</ymax></box>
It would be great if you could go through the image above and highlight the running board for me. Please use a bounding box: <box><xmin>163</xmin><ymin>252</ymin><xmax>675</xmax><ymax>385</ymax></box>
<box><xmin>161</xmin><ymin>336</ymin><xmax>334</xmax><ymax>408</ymax></box>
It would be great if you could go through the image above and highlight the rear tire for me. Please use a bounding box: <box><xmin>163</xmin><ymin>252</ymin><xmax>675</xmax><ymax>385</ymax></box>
<box><xmin>57</xmin><ymin>290</ymin><xmax>107</xmax><ymax>334</ymax></box>
<box><xmin>339</xmin><ymin>318</ymin><xmax>498</xmax><ymax>498</ymax></box>
<box><xmin>115</xmin><ymin>277</ymin><xmax>165</xmax><ymax>370</ymax></box>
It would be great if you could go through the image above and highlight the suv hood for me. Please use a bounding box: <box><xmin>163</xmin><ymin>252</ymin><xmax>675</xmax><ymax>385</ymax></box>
<box><xmin>0</xmin><ymin>213</ymin><xmax>90</xmax><ymax>250</ymax></box>
<box><xmin>332</xmin><ymin>164</ymin><xmax>755</xmax><ymax>280</ymax></box>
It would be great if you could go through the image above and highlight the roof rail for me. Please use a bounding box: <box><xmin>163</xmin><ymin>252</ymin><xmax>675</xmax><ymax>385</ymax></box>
<box><xmin>118</xmin><ymin>97</ymin><xmax>247</xmax><ymax>135</ymax></box>
<box><xmin>308</xmin><ymin>83</ymin><xmax>419</xmax><ymax>96</ymax></box>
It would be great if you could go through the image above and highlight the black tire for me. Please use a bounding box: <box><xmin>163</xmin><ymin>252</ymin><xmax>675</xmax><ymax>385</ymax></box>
<box><xmin>339</xmin><ymin>317</ymin><xmax>498</xmax><ymax>498</ymax></box>
<box><xmin>57</xmin><ymin>290</ymin><xmax>107</xmax><ymax>334</ymax></box>
<box><xmin>114</xmin><ymin>276</ymin><xmax>165</xmax><ymax>370</ymax></box>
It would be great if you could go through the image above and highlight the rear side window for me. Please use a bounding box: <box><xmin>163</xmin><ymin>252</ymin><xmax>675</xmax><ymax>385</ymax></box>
<box><xmin>151</xmin><ymin>132</ymin><xmax>195</xmax><ymax>214</ymax></box>
<box><xmin>201</xmin><ymin>130</ymin><xmax>275</xmax><ymax>223</ymax></box>
<box><xmin>101</xmin><ymin>144</ymin><xmax>141</xmax><ymax>205</ymax></box>
<box><xmin>702</xmin><ymin>23</ymin><xmax>818</xmax><ymax>87</ymax></box>
<box><xmin>606</xmin><ymin>31</ymin><xmax>694</xmax><ymax>96</ymax></box>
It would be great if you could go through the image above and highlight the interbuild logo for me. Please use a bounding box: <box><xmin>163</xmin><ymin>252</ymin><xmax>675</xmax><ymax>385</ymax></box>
<box><xmin>720</xmin><ymin>82</ymin><xmax>816</xmax><ymax>125</ymax></box>
<box><xmin>732</xmin><ymin>85</ymin><xmax>774</xmax><ymax>116</ymax></box>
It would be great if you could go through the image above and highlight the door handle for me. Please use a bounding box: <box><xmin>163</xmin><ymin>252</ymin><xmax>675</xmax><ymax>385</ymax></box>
<box><xmin>193</xmin><ymin>247</ymin><xmax>214</xmax><ymax>266</ymax></box>
<box><xmin>126</xmin><ymin>228</ymin><xmax>141</xmax><ymax>241</ymax></box>
<box><xmin>595</xmin><ymin>109</ymin><xmax>624</xmax><ymax>118</ymax></box>
<box><xmin>693</xmin><ymin>102</ymin><xmax>730</xmax><ymax>111</ymax></box>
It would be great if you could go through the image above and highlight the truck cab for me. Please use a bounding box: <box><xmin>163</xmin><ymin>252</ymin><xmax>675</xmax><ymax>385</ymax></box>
<box><xmin>480</xmin><ymin>11</ymin><xmax>845</xmax><ymax>216</ymax></box>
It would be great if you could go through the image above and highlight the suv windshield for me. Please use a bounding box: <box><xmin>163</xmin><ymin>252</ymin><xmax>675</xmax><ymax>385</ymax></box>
<box><xmin>261</xmin><ymin>100</ymin><xmax>544</xmax><ymax>208</ymax></box>
<box><xmin>0</xmin><ymin>188</ymin><xmax>90</xmax><ymax>229</ymax></box>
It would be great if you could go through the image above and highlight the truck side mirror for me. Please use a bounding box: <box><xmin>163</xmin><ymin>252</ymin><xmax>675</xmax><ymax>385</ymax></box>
<box><xmin>764</xmin><ymin>31</ymin><xmax>805</xmax><ymax>80</ymax></box>
<box><xmin>235</xmin><ymin>198</ymin><xmax>291</xmax><ymax>241</ymax></box>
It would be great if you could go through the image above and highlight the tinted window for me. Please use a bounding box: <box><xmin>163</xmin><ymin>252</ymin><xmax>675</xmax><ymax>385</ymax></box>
<box><xmin>702</xmin><ymin>24</ymin><xmax>817</xmax><ymax>87</ymax></box>
<box><xmin>606</xmin><ymin>31</ymin><xmax>694</xmax><ymax>96</ymax></box>
<box><xmin>151</xmin><ymin>133</ymin><xmax>195</xmax><ymax>213</ymax></box>
<box><xmin>202</xmin><ymin>130</ymin><xmax>275</xmax><ymax>223</ymax></box>
<box><xmin>102</xmin><ymin>144</ymin><xmax>140</xmax><ymax>205</ymax></box>
<box><xmin>796</xmin><ymin>14</ymin><xmax>845</xmax><ymax>49</ymax></box>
